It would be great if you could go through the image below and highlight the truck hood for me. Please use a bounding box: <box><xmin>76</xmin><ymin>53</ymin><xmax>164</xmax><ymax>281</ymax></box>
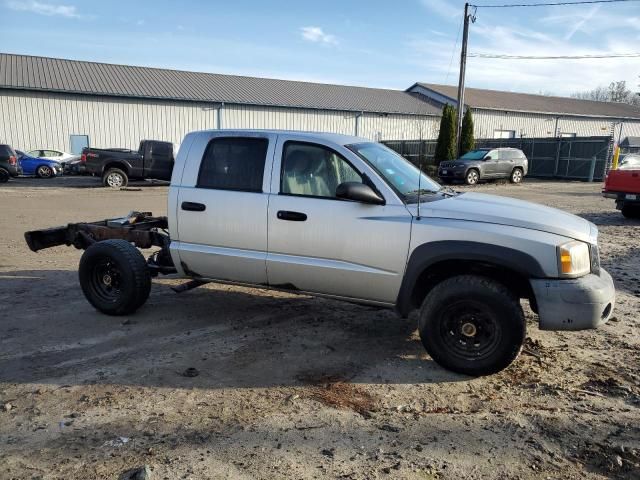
<box><xmin>410</xmin><ymin>192</ymin><xmax>595</xmax><ymax>243</ymax></box>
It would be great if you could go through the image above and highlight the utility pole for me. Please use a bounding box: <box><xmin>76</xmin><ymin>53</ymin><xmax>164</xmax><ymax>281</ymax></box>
<box><xmin>456</xmin><ymin>3</ymin><xmax>475</xmax><ymax>157</ymax></box>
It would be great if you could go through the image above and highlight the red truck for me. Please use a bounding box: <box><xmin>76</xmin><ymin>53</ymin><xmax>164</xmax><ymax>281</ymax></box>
<box><xmin>603</xmin><ymin>153</ymin><xmax>640</xmax><ymax>218</ymax></box>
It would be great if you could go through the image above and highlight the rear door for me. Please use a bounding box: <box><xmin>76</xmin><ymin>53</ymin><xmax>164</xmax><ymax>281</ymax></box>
<box><xmin>144</xmin><ymin>141</ymin><xmax>174</xmax><ymax>180</ymax></box>
<box><xmin>496</xmin><ymin>149</ymin><xmax>516</xmax><ymax>176</ymax></box>
<box><xmin>174</xmin><ymin>132</ymin><xmax>276</xmax><ymax>284</ymax></box>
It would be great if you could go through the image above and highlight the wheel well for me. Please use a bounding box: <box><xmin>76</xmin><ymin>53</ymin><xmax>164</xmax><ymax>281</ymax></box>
<box><xmin>409</xmin><ymin>259</ymin><xmax>534</xmax><ymax>311</ymax></box>
<box><xmin>466</xmin><ymin>167</ymin><xmax>480</xmax><ymax>177</ymax></box>
<box><xmin>103</xmin><ymin>163</ymin><xmax>128</xmax><ymax>175</ymax></box>
<box><xmin>512</xmin><ymin>166</ymin><xmax>523</xmax><ymax>172</ymax></box>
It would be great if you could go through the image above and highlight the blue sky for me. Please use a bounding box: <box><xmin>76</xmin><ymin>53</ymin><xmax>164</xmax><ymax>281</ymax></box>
<box><xmin>1</xmin><ymin>0</ymin><xmax>638</xmax><ymax>95</ymax></box>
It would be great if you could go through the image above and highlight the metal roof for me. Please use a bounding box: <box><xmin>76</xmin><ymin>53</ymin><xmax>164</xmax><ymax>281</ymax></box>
<box><xmin>0</xmin><ymin>53</ymin><xmax>440</xmax><ymax>116</ymax></box>
<box><xmin>411</xmin><ymin>83</ymin><xmax>640</xmax><ymax>120</ymax></box>
<box><xmin>621</xmin><ymin>136</ymin><xmax>640</xmax><ymax>147</ymax></box>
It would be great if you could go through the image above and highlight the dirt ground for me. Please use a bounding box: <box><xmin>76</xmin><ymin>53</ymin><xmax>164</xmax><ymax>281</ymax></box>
<box><xmin>0</xmin><ymin>176</ymin><xmax>638</xmax><ymax>480</ymax></box>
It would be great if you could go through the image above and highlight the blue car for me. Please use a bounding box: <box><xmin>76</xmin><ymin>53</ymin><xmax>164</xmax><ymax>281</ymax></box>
<box><xmin>16</xmin><ymin>150</ymin><xmax>63</xmax><ymax>178</ymax></box>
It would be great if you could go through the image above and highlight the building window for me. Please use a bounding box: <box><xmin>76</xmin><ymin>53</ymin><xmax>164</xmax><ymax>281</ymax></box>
<box><xmin>559</xmin><ymin>132</ymin><xmax>577</xmax><ymax>138</ymax></box>
<box><xmin>493</xmin><ymin>130</ymin><xmax>515</xmax><ymax>139</ymax></box>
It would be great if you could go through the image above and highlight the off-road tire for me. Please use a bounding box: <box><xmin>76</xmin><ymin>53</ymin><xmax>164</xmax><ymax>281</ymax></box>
<box><xmin>36</xmin><ymin>165</ymin><xmax>53</xmax><ymax>178</ymax></box>
<box><xmin>0</xmin><ymin>168</ymin><xmax>9</xmax><ymax>183</ymax></box>
<box><xmin>510</xmin><ymin>167</ymin><xmax>524</xmax><ymax>184</ymax></box>
<box><xmin>79</xmin><ymin>239</ymin><xmax>151</xmax><ymax>315</ymax></box>
<box><xmin>418</xmin><ymin>275</ymin><xmax>525</xmax><ymax>376</ymax></box>
<box><xmin>621</xmin><ymin>204</ymin><xmax>640</xmax><ymax>219</ymax></box>
<box><xmin>103</xmin><ymin>168</ymin><xmax>128</xmax><ymax>188</ymax></box>
<box><xmin>465</xmin><ymin>169</ymin><xmax>479</xmax><ymax>185</ymax></box>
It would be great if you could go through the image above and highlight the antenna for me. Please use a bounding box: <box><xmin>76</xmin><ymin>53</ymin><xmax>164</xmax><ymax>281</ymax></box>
<box><xmin>416</xmin><ymin>145</ymin><xmax>423</xmax><ymax>220</ymax></box>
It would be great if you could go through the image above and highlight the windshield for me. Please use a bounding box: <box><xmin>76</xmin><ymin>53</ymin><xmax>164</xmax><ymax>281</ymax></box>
<box><xmin>459</xmin><ymin>149</ymin><xmax>489</xmax><ymax>160</ymax></box>
<box><xmin>347</xmin><ymin>142</ymin><xmax>442</xmax><ymax>202</ymax></box>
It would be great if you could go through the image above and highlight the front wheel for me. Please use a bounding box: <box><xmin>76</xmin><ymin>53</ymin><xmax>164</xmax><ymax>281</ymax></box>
<box><xmin>465</xmin><ymin>169</ymin><xmax>479</xmax><ymax>185</ymax></box>
<box><xmin>510</xmin><ymin>168</ymin><xmax>524</xmax><ymax>184</ymax></box>
<box><xmin>103</xmin><ymin>168</ymin><xmax>128</xmax><ymax>188</ymax></box>
<box><xmin>418</xmin><ymin>275</ymin><xmax>525</xmax><ymax>376</ymax></box>
<box><xmin>79</xmin><ymin>239</ymin><xmax>151</xmax><ymax>315</ymax></box>
<box><xmin>36</xmin><ymin>165</ymin><xmax>54</xmax><ymax>178</ymax></box>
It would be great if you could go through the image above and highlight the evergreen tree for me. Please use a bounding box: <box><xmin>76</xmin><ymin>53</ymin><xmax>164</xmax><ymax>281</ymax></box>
<box><xmin>435</xmin><ymin>105</ymin><xmax>457</xmax><ymax>163</ymax></box>
<box><xmin>460</xmin><ymin>108</ymin><xmax>475</xmax><ymax>155</ymax></box>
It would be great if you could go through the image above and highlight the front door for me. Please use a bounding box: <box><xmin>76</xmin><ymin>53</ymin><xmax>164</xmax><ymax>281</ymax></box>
<box><xmin>482</xmin><ymin>149</ymin><xmax>501</xmax><ymax>177</ymax></box>
<box><xmin>175</xmin><ymin>133</ymin><xmax>275</xmax><ymax>284</ymax></box>
<box><xmin>266</xmin><ymin>138</ymin><xmax>412</xmax><ymax>304</ymax></box>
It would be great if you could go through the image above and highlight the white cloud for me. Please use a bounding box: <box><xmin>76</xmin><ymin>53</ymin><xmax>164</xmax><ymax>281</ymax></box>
<box><xmin>5</xmin><ymin>0</ymin><xmax>82</xmax><ymax>18</ymax></box>
<box><xmin>136</xmin><ymin>19</ymin><xmax>145</xmax><ymax>26</ymax></box>
<box><xmin>300</xmin><ymin>26</ymin><xmax>338</xmax><ymax>45</ymax></box>
<box><xmin>420</xmin><ymin>0</ymin><xmax>462</xmax><ymax>22</ymax></box>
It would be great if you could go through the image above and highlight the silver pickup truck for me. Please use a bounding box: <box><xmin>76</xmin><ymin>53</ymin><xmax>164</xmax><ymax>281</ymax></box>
<box><xmin>25</xmin><ymin>130</ymin><xmax>615</xmax><ymax>376</ymax></box>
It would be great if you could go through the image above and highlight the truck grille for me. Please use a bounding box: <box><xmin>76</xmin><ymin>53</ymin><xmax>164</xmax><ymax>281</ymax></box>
<box><xmin>440</xmin><ymin>162</ymin><xmax>453</xmax><ymax>168</ymax></box>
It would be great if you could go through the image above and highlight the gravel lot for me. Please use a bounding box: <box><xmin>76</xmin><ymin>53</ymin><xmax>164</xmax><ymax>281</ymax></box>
<box><xmin>0</xmin><ymin>177</ymin><xmax>638</xmax><ymax>480</ymax></box>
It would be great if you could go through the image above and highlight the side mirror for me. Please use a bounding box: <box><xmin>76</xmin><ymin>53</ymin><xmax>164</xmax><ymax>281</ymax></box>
<box><xmin>484</xmin><ymin>156</ymin><xmax>493</xmax><ymax>161</ymax></box>
<box><xmin>336</xmin><ymin>182</ymin><xmax>385</xmax><ymax>205</ymax></box>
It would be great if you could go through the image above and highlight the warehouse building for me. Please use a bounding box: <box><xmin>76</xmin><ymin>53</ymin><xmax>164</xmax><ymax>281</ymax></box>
<box><xmin>408</xmin><ymin>83</ymin><xmax>640</xmax><ymax>141</ymax></box>
<box><xmin>2</xmin><ymin>52</ymin><xmax>640</xmax><ymax>155</ymax></box>
<box><xmin>0</xmin><ymin>53</ymin><xmax>441</xmax><ymax>153</ymax></box>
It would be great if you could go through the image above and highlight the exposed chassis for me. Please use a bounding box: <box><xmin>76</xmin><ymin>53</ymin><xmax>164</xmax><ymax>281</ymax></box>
<box><xmin>24</xmin><ymin>211</ymin><xmax>177</xmax><ymax>276</ymax></box>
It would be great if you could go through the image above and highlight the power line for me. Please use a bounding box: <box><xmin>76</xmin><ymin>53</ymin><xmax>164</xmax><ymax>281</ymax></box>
<box><xmin>468</xmin><ymin>52</ymin><xmax>640</xmax><ymax>59</ymax></box>
<box><xmin>444</xmin><ymin>13</ymin><xmax>465</xmax><ymax>84</ymax></box>
<box><xmin>472</xmin><ymin>0</ymin><xmax>638</xmax><ymax>7</ymax></box>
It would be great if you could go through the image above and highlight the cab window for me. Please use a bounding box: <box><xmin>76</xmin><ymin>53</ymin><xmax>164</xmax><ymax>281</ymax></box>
<box><xmin>280</xmin><ymin>141</ymin><xmax>362</xmax><ymax>199</ymax></box>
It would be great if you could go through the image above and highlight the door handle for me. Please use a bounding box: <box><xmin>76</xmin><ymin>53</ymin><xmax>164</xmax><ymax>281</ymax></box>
<box><xmin>277</xmin><ymin>210</ymin><xmax>307</xmax><ymax>221</ymax></box>
<box><xmin>181</xmin><ymin>201</ymin><xmax>206</xmax><ymax>212</ymax></box>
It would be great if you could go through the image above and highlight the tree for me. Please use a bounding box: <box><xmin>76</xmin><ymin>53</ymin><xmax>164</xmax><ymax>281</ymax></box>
<box><xmin>571</xmin><ymin>80</ymin><xmax>640</xmax><ymax>106</ymax></box>
<box><xmin>460</xmin><ymin>108</ymin><xmax>475</xmax><ymax>155</ymax></box>
<box><xmin>435</xmin><ymin>104</ymin><xmax>457</xmax><ymax>163</ymax></box>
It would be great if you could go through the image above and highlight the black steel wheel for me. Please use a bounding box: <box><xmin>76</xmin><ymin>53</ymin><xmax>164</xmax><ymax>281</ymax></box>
<box><xmin>36</xmin><ymin>165</ymin><xmax>53</xmax><ymax>178</ymax></box>
<box><xmin>418</xmin><ymin>275</ymin><xmax>525</xmax><ymax>376</ymax></box>
<box><xmin>465</xmin><ymin>169</ymin><xmax>479</xmax><ymax>185</ymax></box>
<box><xmin>79</xmin><ymin>239</ymin><xmax>151</xmax><ymax>315</ymax></box>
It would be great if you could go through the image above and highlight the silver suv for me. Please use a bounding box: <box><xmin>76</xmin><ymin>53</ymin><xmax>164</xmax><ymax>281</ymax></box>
<box><xmin>439</xmin><ymin>147</ymin><xmax>528</xmax><ymax>185</ymax></box>
<box><xmin>26</xmin><ymin>131</ymin><xmax>614</xmax><ymax>377</ymax></box>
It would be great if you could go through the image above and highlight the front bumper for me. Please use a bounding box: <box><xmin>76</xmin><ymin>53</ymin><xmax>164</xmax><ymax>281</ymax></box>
<box><xmin>438</xmin><ymin>168</ymin><xmax>466</xmax><ymax>179</ymax></box>
<box><xmin>530</xmin><ymin>269</ymin><xmax>615</xmax><ymax>330</ymax></box>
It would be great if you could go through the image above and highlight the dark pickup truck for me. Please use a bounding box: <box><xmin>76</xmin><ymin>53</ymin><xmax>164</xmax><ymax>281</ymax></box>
<box><xmin>82</xmin><ymin>139</ymin><xmax>175</xmax><ymax>188</ymax></box>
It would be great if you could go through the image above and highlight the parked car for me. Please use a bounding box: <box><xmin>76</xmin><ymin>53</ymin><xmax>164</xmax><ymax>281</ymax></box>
<box><xmin>27</xmin><ymin>149</ymin><xmax>77</xmax><ymax>162</ymax></box>
<box><xmin>602</xmin><ymin>153</ymin><xmax>640</xmax><ymax>218</ymax></box>
<box><xmin>82</xmin><ymin>140</ymin><xmax>175</xmax><ymax>188</ymax></box>
<box><xmin>63</xmin><ymin>157</ymin><xmax>87</xmax><ymax>175</ymax></box>
<box><xmin>25</xmin><ymin>130</ymin><xmax>614</xmax><ymax>377</ymax></box>
<box><xmin>16</xmin><ymin>150</ymin><xmax>63</xmax><ymax>178</ymax></box>
<box><xmin>439</xmin><ymin>148</ymin><xmax>528</xmax><ymax>185</ymax></box>
<box><xmin>0</xmin><ymin>144</ymin><xmax>22</xmax><ymax>182</ymax></box>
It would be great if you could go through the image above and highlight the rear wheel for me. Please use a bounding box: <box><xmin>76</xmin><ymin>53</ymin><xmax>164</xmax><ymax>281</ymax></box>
<box><xmin>36</xmin><ymin>165</ymin><xmax>53</xmax><ymax>178</ymax></box>
<box><xmin>0</xmin><ymin>168</ymin><xmax>9</xmax><ymax>183</ymax></box>
<box><xmin>103</xmin><ymin>168</ymin><xmax>128</xmax><ymax>188</ymax></box>
<box><xmin>418</xmin><ymin>275</ymin><xmax>525</xmax><ymax>376</ymax></box>
<box><xmin>79</xmin><ymin>239</ymin><xmax>151</xmax><ymax>315</ymax></box>
<box><xmin>510</xmin><ymin>168</ymin><xmax>524</xmax><ymax>184</ymax></box>
<box><xmin>621</xmin><ymin>204</ymin><xmax>640</xmax><ymax>219</ymax></box>
<box><xmin>465</xmin><ymin>169</ymin><xmax>479</xmax><ymax>185</ymax></box>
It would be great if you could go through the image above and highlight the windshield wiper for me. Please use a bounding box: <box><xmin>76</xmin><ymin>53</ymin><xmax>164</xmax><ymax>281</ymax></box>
<box><xmin>405</xmin><ymin>188</ymin><xmax>441</xmax><ymax>195</ymax></box>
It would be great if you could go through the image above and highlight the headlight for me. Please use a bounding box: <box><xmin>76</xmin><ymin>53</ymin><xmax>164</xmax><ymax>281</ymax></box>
<box><xmin>557</xmin><ymin>241</ymin><xmax>590</xmax><ymax>277</ymax></box>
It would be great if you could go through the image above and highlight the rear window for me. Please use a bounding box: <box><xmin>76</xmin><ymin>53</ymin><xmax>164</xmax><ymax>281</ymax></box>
<box><xmin>502</xmin><ymin>150</ymin><xmax>525</xmax><ymax>160</ymax></box>
<box><xmin>0</xmin><ymin>144</ymin><xmax>15</xmax><ymax>157</ymax></box>
<box><xmin>197</xmin><ymin>137</ymin><xmax>268</xmax><ymax>192</ymax></box>
<box><xmin>619</xmin><ymin>155</ymin><xmax>640</xmax><ymax>170</ymax></box>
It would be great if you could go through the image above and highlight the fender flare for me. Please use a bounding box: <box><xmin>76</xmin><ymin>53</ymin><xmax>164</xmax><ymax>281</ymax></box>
<box><xmin>395</xmin><ymin>240</ymin><xmax>546</xmax><ymax>317</ymax></box>
<box><xmin>101</xmin><ymin>160</ymin><xmax>131</xmax><ymax>175</ymax></box>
